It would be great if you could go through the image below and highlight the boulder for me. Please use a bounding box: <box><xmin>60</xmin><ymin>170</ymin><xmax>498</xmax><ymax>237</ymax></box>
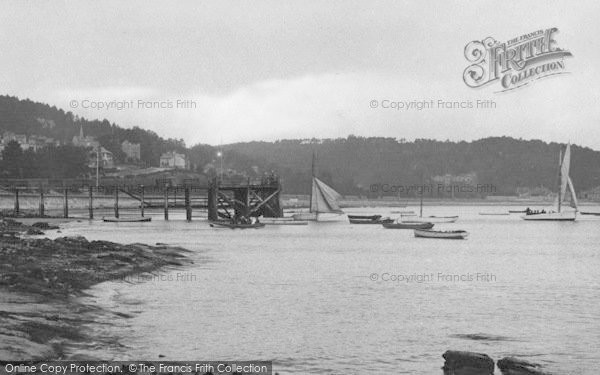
<box><xmin>31</xmin><ymin>222</ymin><xmax>60</xmax><ymax>230</ymax></box>
<box><xmin>442</xmin><ymin>350</ymin><xmax>495</xmax><ymax>375</ymax></box>
<box><xmin>56</xmin><ymin>235</ymin><xmax>88</xmax><ymax>243</ymax></box>
<box><xmin>497</xmin><ymin>357</ymin><xmax>550</xmax><ymax>375</ymax></box>
<box><xmin>26</xmin><ymin>228</ymin><xmax>44</xmax><ymax>235</ymax></box>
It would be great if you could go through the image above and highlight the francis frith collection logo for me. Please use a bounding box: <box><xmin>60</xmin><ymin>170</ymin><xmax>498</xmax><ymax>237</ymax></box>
<box><xmin>463</xmin><ymin>28</ymin><xmax>572</xmax><ymax>92</ymax></box>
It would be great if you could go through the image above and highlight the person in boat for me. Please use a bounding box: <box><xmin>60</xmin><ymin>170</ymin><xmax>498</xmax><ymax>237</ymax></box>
<box><xmin>525</xmin><ymin>207</ymin><xmax>531</xmax><ymax>215</ymax></box>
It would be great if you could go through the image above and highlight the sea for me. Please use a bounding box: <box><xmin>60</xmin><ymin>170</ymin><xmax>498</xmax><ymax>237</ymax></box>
<box><xmin>46</xmin><ymin>205</ymin><xmax>600</xmax><ymax>374</ymax></box>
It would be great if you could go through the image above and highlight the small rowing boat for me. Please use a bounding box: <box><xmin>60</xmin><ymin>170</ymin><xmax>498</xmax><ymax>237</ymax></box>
<box><xmin>508</xmin><ymin>210</ymin><xmax>526</xmax><ymax>213</ymax></box>
<box><xmin>102</xmin><ymin>216</ymin><xmax>152</xmax><ymax>222</ymax></box>
<box><xmin>581</xmin><ymin>211</ymin><xmax>600</xmax><ymax>216</ymax></box>
<box><xmin>347</xmin><ymin>214</ymin><xmax>381</xmax><ymax>220</ymax></box>
<box><xmin>349</xmin><ymin>216</ymin><xmax>394</xmax><ymax>224</ymax></box>
<box><xmin>479</xmin><ymin>212</ymin><xmax>510</xmax><ymax>216</ymax></box>
<box><xmin>414</xmin><ymin>229</ymin><xmax>468</xmax><ymax>239</ymax></box>
<box><xmin>382</xmin><ymin>221</ymin><xmax>434</xmax><ymax>229</ymax></box>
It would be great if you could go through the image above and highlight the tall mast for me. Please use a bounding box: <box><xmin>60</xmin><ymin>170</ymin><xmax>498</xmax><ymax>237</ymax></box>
<box><xmin>419</xmin><ymin>171</ymin><xmax>424</xmax><ymax>218</ymax></box>
<box><xmin>309</xmin><ymin>150</ymin><xmax>316</xmax><ymax>213</ymax></box>
<box><xmin>557</xmin><ymin>147</ymin><xmax>563</xmax><ymax>213</ymax></box>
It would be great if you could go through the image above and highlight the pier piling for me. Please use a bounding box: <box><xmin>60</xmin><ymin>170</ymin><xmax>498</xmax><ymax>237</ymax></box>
<box><xmin>140</xmin><ymin>185</ymin><xmax>145</xmax><ymax>217</ymax></box>
<box><xmin>39</xmin><ymin>187</ymin><xmax>44</xmax><ymax>217</ymax></box>
<box><xmin>114</xmin><ymin>186</ymin><xmax>119</xmax><ymax>219</ymax></box>
<box><xmin>185</xmin><ymin>186</ymin><xmax>191</xmax><ymax>221</ymax></box>
<box><xmin>14</xmin><ymin>189</ymin><xmax>19</xmax><ymax>215</ymax></box>
<box><xmin>207</xmin><ymin>179</ymin><xmax>218</xmax><ymax>221</ymax></box>
<box><xmin>88</xmin><ymin>186</ymin><xmax>93</xmax><ymax>219</ymax></box>
<box><xmin>63</xmin><ymin>188</ymin><xmax>68</xmax><ymax>218</ymax></box>
<box><xmin>164</xmin><ymin>185</ymin><xmax>169</xmax><ymax>220</ymax></box>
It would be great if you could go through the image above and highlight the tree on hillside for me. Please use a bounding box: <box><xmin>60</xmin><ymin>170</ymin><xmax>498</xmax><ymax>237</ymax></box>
<box><xmin>1</xmin><ymin>141</ymin><xmax>24</xmax><ymax>178</ymax></box>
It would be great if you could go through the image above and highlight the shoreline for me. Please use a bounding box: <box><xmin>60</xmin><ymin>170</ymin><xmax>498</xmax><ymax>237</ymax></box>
<box><xmin>0</xmin><ymin>218</ymin><xmax>192</xmax><ymax>361</ymax></box>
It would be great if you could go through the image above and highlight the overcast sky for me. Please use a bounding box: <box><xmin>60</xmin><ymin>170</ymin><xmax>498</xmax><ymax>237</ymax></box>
<box><xmin>1</xmin><ymin>0</ymin><xmax>599</xmax><ymax>148</ymax></box>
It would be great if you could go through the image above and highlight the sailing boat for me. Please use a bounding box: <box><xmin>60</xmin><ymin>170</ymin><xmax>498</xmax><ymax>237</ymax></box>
<box><xmin>292</xmin><ymin>152</ymin><xmax>344</xmax><ymax>221</ymax></box>
<box><xmin>522</xmin><ymin>143</ymin><xmax>578</xmax><ymax>221</ymax></box>
<box><xmin>408</xmin><ymin>181</ymin><xmax>458</xmax><ymax>223</ymax></box>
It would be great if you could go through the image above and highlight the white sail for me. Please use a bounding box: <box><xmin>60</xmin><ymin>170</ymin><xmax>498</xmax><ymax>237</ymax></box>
<box><xmin>522</xmin><ymin>143</ymin><xmax>577</xmax><ymax>221</ymax></box>
<box><xmin>559</xmin><ymin>144</ymin><xmax>571</xmax><ymax>207</ymax></box>
<box><xmin>567</xmin><ymin>176</ymin><xmax>579</xmax><ymax>210</ymax></box>
<box><xmin>310</xmin><ymin>177</ymin><xmax>343</xmax><ymax>213</ymax></box>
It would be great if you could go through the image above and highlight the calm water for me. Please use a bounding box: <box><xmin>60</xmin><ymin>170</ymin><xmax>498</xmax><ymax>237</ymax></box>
<box><xmin>49</xmin><ymin>206</ymin><xmax>600</xmax><ymax>374</ymax></box>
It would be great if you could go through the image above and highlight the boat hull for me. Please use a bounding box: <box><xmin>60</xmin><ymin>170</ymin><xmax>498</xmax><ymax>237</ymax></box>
<box><xmin>347</xmin><ymin>214</ymin><xmax>381</xmax><ymax>220</ymax></box>
<box><xmin>382</xmin><ymin>221</ymin><xmax>434</xmax><ymax>229</ymax></box>
<box><xmin>410</xmin><ymin>216</ymin><xmax>458</xmax><ymax>223</ymax></box>
<box><xmin>414</xmin><ymin>229</ymin><xmax>468</xmax><ymax>239</ymax></box>
<box><xmin>209</xmin><ymin>221</ymin><xmax>266</xmax><ymax>229</ymax></box>
<box><xmin>264</xmin><ymin>221</ymin><xmax>308</xmax><ymax>225</ymax></box>
<box><xmin>349</xmin><ymin>218</ymin><xmax>393</xmax><ymax>224</ymax></box>
<box><xmin>102</xmin><ymin>216</ymin><xmax>152</xmax><ymax>222</ymax></box>
<box><xmin>521</xmin><ymin>211</ymin><xmax>576</xmax><ymax>221</ymax></box>
<box><xmin>291</xmin><ymin>212</ymin><xmax>343</xmax><ymax>222</ymax></box>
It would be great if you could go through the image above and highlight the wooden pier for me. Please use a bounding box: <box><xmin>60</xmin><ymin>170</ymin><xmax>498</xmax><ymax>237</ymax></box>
<box><xmin>0</xmin><ymin>176</ymin><xmax>283</xmax><ymax>221</ymax></box>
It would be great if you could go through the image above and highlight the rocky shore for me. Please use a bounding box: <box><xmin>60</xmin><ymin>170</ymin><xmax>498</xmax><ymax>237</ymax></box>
<box><xmin>0</xmin><ymin>218</ymin><xmax>192</xmax><ymax>361</ymax></box>
<box><xmin>442</xmin><ymin>350</ymin><xmax>554</xmax><ymax>375</ymax></box>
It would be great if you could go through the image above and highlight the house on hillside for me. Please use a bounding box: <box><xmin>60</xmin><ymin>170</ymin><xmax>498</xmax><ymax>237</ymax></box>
<box><xmin>121</xmin><ymin>140</ymin><xmax>141</xmax><ymax>161</ymax></box>
<box><xmin>160</xmin><ymin>151</ymin><xmax>189</xmax><ymax>169</ymax></box>
<box><xmin>87</xmin><ymin>147</ymin><xmax>114</xmax><ymax>169</ymax></box>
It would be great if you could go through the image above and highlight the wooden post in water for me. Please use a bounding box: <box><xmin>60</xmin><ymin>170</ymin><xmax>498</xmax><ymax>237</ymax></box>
<box><xmin>185</xmin><ymin>186</ymin><xmax>191</xmax><ymax>221</ymax></box>
<box><xmin>140</xmin><ymin>185</ymin><xmax>145</xmax><ymax>217</ymax></box>
<box><xmin>39</xmin><ymin>186</ymin><xmax>45</xmax><ymax>217</ymax></box>
<box><xmin>207</xmin><ymin>178</ymin><xmax>218</xmax><ymax>221</ymax></box>
<box><xmin>164</xmin><ymin>185</ymin><xmax>169</xmax><ymax>220</ymax></box>
<box><xmin>14</xmin><ymin>189</ymin><xmax>19</xmax><ymax>215</ymax></box>
<box><xmin>114</xmin><ymin>186</ymin><xmax>119</xmax><ymax>219</ymax></box>
<box><xmin>88</xmin><ymin>186</ymin><xmax>94</xmax><ymax>219</ymax></box>
<box><xmin>63</xmin><ymin>187</ymin><xmax>69</xmax><ymax>218</ymax></box>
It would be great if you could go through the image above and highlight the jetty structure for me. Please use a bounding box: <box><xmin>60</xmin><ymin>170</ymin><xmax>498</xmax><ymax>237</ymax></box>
<box><xmin>0</xmin><ymin>176</ymin><xmax>283</xmax><ymax>221</ymax></box>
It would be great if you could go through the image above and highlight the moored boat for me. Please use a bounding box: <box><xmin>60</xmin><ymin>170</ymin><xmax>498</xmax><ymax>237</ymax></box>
<box><xmin>414</xmin><ymin>229</ymin><xmax>468</xmax><ymax>239</ymax></box>
<box><xmin>347</xmin><ymin>214</ymin><xmax>382</xmax><ymax>220</ymax></box>
<box><xmin>410</xmin><ymin>216</ymin><xmax>458</xmax><ymax>223</ymax></box>
<box><xmin>522</xmin><ymin>211</ymin><xmax>576</xmax><ymax>221</ymax></box>
<box><xmin>382</xmin><ymin>221</ymin><xmax>434</xmax><ymax>229</ymax></box>
<box><xmin>349</xmin><ymin>216</ymin><xmax>393</xmax><ymax>224</ymax></box>
<box><xmin>521</xmin><ymin>143</ymin><xmax>578</xmax><ymax>222</ymax></box>
<box><xmin>293</xmin><ymin>151</ymin><xmax>345</xmax><ymax>222</ymax></box>
<box><xmin>479</xmin><ymin>212</ymin><xmax>510</xmax><ymax>216</ymax></box>
<box><xmin>102</xmin><ymin>216</ymin><xmax>152</xmax><ymax>222</ymax></box>
<box><xmin>209</xmin><ymin>221</ymin><xmax>266</xmax><ymax>229</ymax></box>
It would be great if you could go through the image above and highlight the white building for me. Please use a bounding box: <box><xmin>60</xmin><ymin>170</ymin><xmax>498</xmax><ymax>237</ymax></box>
<box><xmin>121</xmin><ymin>140</ymin><xmax>141</xmax><ymax>161</ymax></box>
<box><xmin>160</xmin><ymin>151</ymin><xmax>189</xmax><ymax>169</ymax></box>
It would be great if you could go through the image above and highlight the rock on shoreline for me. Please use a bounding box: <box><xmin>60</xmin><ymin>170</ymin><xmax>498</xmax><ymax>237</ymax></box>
<box><xmin>442</xmin><ymin>350</ymin><xmax>495</xmax><ymax>374</ymax></box>
<box><xmin>442</xmin><ymin>351</ymin><xmax>554</xmax><ymax>375</ymax></box>
<box><xmin>0</xmin><ymin>219</ymin><xmax>192</xmax><ymax>361</ymax></box>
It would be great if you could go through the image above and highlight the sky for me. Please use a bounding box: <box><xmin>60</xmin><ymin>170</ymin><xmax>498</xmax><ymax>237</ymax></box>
<box><xmin>1</xmin><ymin>0</ymin><xmax>599</xmax><ymax>148</ymax></box>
